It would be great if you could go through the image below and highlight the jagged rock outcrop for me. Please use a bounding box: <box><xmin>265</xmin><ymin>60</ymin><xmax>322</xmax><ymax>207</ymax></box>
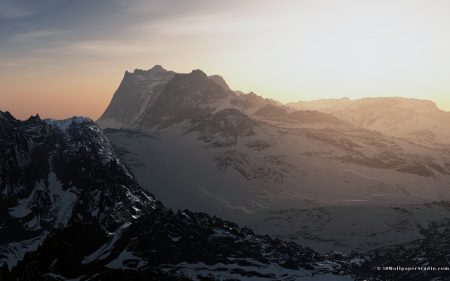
<box><xmin>0</xmin><ymin>111</ymin><xmax>158</xmax><ymax>269</ymax></box>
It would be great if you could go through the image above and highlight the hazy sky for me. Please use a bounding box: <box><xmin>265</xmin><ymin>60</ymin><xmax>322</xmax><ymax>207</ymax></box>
<box><xmin>2</xmin><ymin>0</ymin><xmax>450</xmax><ymax>120</ymax></box>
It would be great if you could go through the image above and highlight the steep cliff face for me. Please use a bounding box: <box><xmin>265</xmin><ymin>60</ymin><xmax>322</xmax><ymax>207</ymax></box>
<box><xmin>96</xmin><ymin>65</ymin><xmax>176</xmax><ymax>129</ymax></box>
<box><xmin>96</xmin><ymin>66</ymin><xmax>284</xmax><ymax>130</ymax></box>
<box><xmin>137</xmin><ymin>69</ymin><xmax>235</xmax><ymax>128</ymax></box>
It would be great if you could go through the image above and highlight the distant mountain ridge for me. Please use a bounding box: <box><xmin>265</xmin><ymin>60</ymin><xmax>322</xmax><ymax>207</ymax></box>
<box><xmin>288</xmin><ymin>97</ymin><xmax>450</xmax><ymax>145</ymax></box>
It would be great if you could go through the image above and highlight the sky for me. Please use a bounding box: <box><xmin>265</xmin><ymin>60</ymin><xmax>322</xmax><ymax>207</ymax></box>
<box><xmin>1</xmin><ymin>0</ymin><xmax>450</xmax><ymax>120</ymax></box>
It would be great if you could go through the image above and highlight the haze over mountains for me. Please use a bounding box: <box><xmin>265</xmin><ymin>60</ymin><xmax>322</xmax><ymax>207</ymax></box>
<box><xmin>1</xmin><ymin>112</ymin><xmax>354</xmax><ymax>280</ymax></box>
<box><xmin>288</xmin><ymin>97</ymin><xmax>450</xmax><ymax>145</ymax></box>
<box><xmin>97</xmin><ymin>65</ymin><xmax>450</xmax><ymax>254</ymax></box>
<box><xmin>2</xmin><ymin>65</ymin><xmax>450</xmax><ymax>280</ymax></box>
<box><xmin>99</xmin><ymin>65</ymin><xmax>450</xmax><ymax>144</ymax></box>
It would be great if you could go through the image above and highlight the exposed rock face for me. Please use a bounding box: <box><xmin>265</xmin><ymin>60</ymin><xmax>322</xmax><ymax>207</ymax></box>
<box><xmin>137</xmin><ymin>69</ymin><xmax>235</xmax><ymax>128</ymax></box>
<box><xmin>96</xmin><ymin>65</ymin><xmax>176</xmax><ymax>129</ymax></box>
<box><xmin>209</xmin><ymin>74</ymin><xmax>233</xmax><ymax>92</ymax></box>
<box><xmin>96</xmin><ymin>66</ymin><xmax>283</xmax><ymax>130</ymax></box>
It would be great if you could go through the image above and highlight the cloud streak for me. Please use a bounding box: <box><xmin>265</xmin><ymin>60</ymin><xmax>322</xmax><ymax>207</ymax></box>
<box><xmin>9</xmin><ymin>29</ymin><xmax>64</xmax><ymax>43</ymax></box>
<box><xmin>0</xmin><ymin>62</ymin><xmax>22</xmax><ymax>67</ymax></box>
<box><xmin>0</xmin><ymin>57</ymin><xmax>50</xmax><ymax>67</ymax></box>
<box><xmin>35</xmin><ymin>40</ymin><xmax>169</xmax><ymax>57</ymax></box>
<box><xmin>0</xmin><ymin>1</ymin><xmax>32</xmax><ymax>20</ymax></box>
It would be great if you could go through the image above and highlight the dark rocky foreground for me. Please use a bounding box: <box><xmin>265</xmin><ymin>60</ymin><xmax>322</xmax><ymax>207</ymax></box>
<box><xmin>3</xmin><ymin>207</ymin><xmax>450</xmax><ymax>280</ymax></box>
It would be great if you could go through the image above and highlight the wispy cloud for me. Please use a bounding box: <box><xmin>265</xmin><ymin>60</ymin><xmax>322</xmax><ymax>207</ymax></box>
<box><xmin>0</xmin><ymin>0</ymin><xmax>74</xmax><ymax>21</ymax></box>
<box><xmin>160</xmin><ymin>16</ymin><xmax>271</xmax><ymax>36</ymax></box>
<box><xmin>0</xmin><ymin>57</ymin><xmax>49</xmax><ymax>67</ymax></box>
<box><xmin>0</xmin><ymin>62</ymin><xmax>22</xmax><ymax>67</ymax></box>
<box><xmin>35</xmin><ymin>40</ymin><xmax>168</xmax><ymax>57</ymax></box>
<box><xmin>9</xmin><ymin>29</ymin><xmax>64</xmax><ymax>43</ymax></box>
<box><xmin>0</xmin><ymin>1</ymin><xmax>32</xmax><ymax>20</ymax></box>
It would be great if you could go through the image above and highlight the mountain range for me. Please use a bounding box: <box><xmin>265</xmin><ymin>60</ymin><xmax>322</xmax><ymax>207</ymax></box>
<box><xmin>1</xmin><ymin>65</ymin><xmax>450</xmax><ymax>280</ymax></box>
<box><xmin>97</xmin><ymin>66</ymin><xmax>450</xmax><ymax>254</ymax></box>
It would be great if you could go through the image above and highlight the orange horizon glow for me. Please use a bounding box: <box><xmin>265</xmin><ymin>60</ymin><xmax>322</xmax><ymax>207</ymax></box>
<box><xmin>2</xmin><ymin>0</ymin><xmax>450</xmax><ymax>120</ymax></box>
<box><xmin>3</xmin><ymin>65</ymin><xmax>450</xmax><ymax>121</ymax></box>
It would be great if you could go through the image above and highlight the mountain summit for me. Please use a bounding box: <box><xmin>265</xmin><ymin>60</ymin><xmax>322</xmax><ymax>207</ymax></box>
<box><xmin>96</xmin><ymin>66</ymin><xmax>176</xmax><ymax>129</ymax></box>
<box><xmin>96</xmin><ymin>66</ymin><xmax>282</xmax><ymax>130</ymax></box>
<box><xmin>137</xmin><ymin>69</ymin><xmax>235</xmax><ymax>128</ymax></box>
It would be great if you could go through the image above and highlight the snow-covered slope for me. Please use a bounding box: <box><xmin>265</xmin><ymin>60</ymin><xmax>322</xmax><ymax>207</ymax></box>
<box><xmin>0</xmin><ymin>110</ymin><xmax>372</xmax><ymax>281</ymax></box>
<box><xmin>99</xmin><ymin>66</ymin><xmax>450</xmax><ymax>257</ymax></box>
<box><xmin>105</xmin><ymin>117</ymin><xmax>450</xmax><ymax>253</ymax></box>
<box><xmin>0</xmin><ymin>110</ymin><xmax>412</xmax><ymax>281</ymax></box>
